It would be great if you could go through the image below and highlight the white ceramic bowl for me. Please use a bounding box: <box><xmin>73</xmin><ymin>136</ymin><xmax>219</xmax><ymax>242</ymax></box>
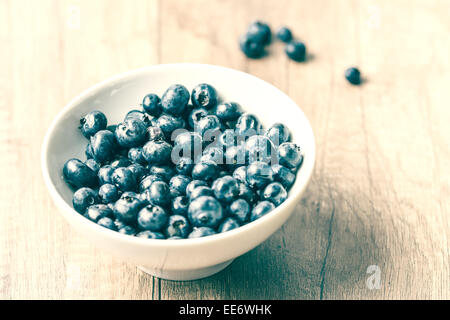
<box><xmin>41</xmin><ymin>63</ymin><xmax>315</xmax><ymax>280</ymax></box>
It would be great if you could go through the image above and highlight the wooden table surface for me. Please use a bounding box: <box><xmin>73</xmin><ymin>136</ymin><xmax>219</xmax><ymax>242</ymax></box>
<box><xmin>1</xmin><ymin>0</ymin><xmax>449</xmax><ymax>300</ymax></box>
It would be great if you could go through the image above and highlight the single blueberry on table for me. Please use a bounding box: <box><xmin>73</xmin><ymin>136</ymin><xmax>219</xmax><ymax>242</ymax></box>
<box><xmin>90</xmin><ymin>130</ymin><xmax>117</xmax><ymax>163</ymax></box>
<box><xmin>239</xmin><ymin>33</ymin><xmax>265</xmax><ymax>59</ymax></box>
<box><xmin>110</xmin><ymin>157</ymin><xmax>132</xmax><ymax>169</ymax></box>
<box><xmin>235</xmin><ymin>113</ymin><xmax>261</xmax><ymax>137</ymax></box>
<box><xmin>191</xmin><ymin>160</ymin><xmax>220</xmax><ymax>182</ymax></box>
<box><xmin>63</xmin><ymin>159</ymin><xmax>98</xmax><ymax>189</ymax></box>
<box><xmin>128</xmin><ymin>147</ymin><xmax>147</xmax><ymax>165</ymax></box>
<box><xmin>228</xmin><ymin>198</ymin><xmax>250</xmax><ymax>224</ymax></box>
<box><xmin>271</xmin><ymin>164</ymin><xmax>296</xmax><ymax>190</ymax></box>
<box><xmin>245</xmin><ymin>135</ymin><xmax>276</xmax><ymax>164</ymax></box>
<box><xmin>247</xmin><ymin>20</ymin><xmax>272</xmax><ymax>45</ymax></box>
<box><xmin>345</xmin><ymin>67</ymin><xmax>361</xmax><ymax>85</ymax></box>
<box><xmin>262</xmin><ymin>182</ymin><xmax>288</xmax><ymax>206</ymax></box>
<box><xmin>85</xmin><ymin>204</ymin><xmax>114</xmax><ymax>222</ymax></box>
<box><xmin>175</xmin><ymin>157</ymin><xmax>195</xmax><ymax>176</ymax></box>
<box><xmin>188</xmin><ymin>227</ymin><xmax>216</xmax><ymax>239</ymax></box>
<box><xmin>276</xmin><ymin>26</ymin><xmax>292</xmax><ymax>43</ymax></box>
<box><xmin>79</xmin><ymin>110</ymin><xmax>107</xmax><ymax>139</ymax></box>
<box><xmin>191</xmin><ymin>83</ymin><xmax>218</xmax><ymax>110</ymax></box>
<box><xmin>161</xmin><ymin>84</ymin><xmax>190</xmax><ymax>116</ymax></box>
<box><xmin>277</xmin><ymin>142</ymin><xmax>303</xmax><ymax>169</ymax></box>
<box><xmin>72</xmin><ymin>187</ymin><xmax>99</xmax><ymax>214</ymax></box>
<box><xmin>139</xmin><ymin>174</ymin><xmax>163</xmax><ymax>192</ymax></box>
<box><xmin>171</xmin><ymin>196</ymin><xmax>189</xmax><ymax>217</ymax></box>
<box><xmin>188</xmin><ymin>196</ymin><xmax>224</xmax><ymax>228</ymax></box>
<box><xmin>97</xmin><ymin>217</ymin><xmax>117</xmax><ymax>230</ymax></box>
<box><xmin>218</xmin><ymin>217</ymin><xmax>240</xmax><ymax>233</ymax></box>
<box><xmin>232</xmin><ymin>166</ymin><xmax>247</xmax><ymax>183</ymax></box>
<box><xmin>112</xmin><ymin>167</ymin><xmax>137</xmax><ymax>192</ymax></box>
<box><xmin>148</xmin><ymin>165</ymin><xmax>176</xmax><ymax>182</ymax></box>
<box><xmin>98</xmin><ymin>183</ymin><xmax>120</xmax><ymax>204</ymax></box>
<box><xmin>98</xmin><ymin>165</ymin><xmax>115</xmax><ymax>185</ymax></box>
<box><xmin>84</xmin><ymin>158</ymin><xmax>100</xmax><ymax>174</ymax></box>
<box><xmin>265</xmin><ymin>123</ymin><xmax>290</xmax><ymax>146</ymax></box>
<box><xmin>115</xmin><ymin>119</ymin><xmax>147</xmax><ymax>148</ymax></box>
<box><xmin>113</xmin><ymin>195</ymin><xmax>144</xmax><ymax>224</ymax></box>
<box><xmin>118</xmin><ymin>225</ymin><xmax>137</xmax><ymax>236</ymax></box>
<box><xmin>166</xmin><ymin>214</ymin><xmax>190</xmax><ymax>238</ymax></box>
<box><xmin>250</xmin><ymin>201</ymin><xmax>275</xmax><ymax>222</ymax></box>
<box><xmin>137</xmin><ymin>204</ymin><xmax>169</xmax><ymax>231</ymax></box>
<box><xmin>156</xmin><ymin>114</ymin><xmax>186</xmax><ymax>138</ymax></box>
<box><xmin>215</xmin><ymin>102</ymin><xmax>241</xmax><ymax>122</ymax></box>
<box><xmin>142</xmin><ymin>93</ymin><xmax>162</xmax><ymax>117</ymax></box>
<box><xmin>285</xmin><ymin>40</ymin><xmax>306</xmax><ymax>62</ymax></box>
<box><xmin>185</xmin><ymin>180</ymin><xmax>209</xmax><ymax>199</ymax></box>
<box><xmin>189</xmin><ymin>186</ymin><xmax>214</xmax><ymax>201</ymax></box>
<box><xmin>147</xmin><ymin>125</ymin><xmax>166</xmax><ymax>142</ymax></box>
<box><xmin>146</xmin><ymin>180</ymin><xmax>171</xmax><ymax>207</ymax></box>
<box><xmin>136</xmin><ymin>231</ymin><xmax>165</xmax><ymax>239</ymax></box>
<box><xmin>188</xmin><ymin>107</ymin><xmax>209</xmax><ymax>129</ymax></box>
<box><xmin>212</xmin><ymin>175</ymin><xmax>240</xmax><ymax>204</ymax></box>
<box><xmin>246</xmin><ymin>161</ymin><xmax>274</xmax><ymax>190</ymax></box>
<box><xmin>142</xmin><ymin>140</ymin><xmax>173</xmax><ymax>165</ymax></box>
<box><xmin>169</xmin><ymin>175</ymin><xmax>192</xmax><ymax>196</ymax></box>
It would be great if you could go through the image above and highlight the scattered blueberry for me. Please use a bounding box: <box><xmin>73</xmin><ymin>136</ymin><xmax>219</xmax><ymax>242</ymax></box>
<box><xmin>139</xmin><ymin>174</ymin><xmax>163</xmax><ymax>192</ymax></box>
<box><xmin>239</xmin><ymin>33</ymin><xmax>265</xmax><ymax>59</ymax></box>
<box><xmin>232</xmin><ymin>166</ymin><xmax>247</xmax><ymax>183</ymax></box>
<box><xmin>345</xmin><ymin>67</ymin><xmax>361</xmax><ymax>85</ymax></box>
<box><xmin>238</xmin><ymin>182</ymin><xmax>258</xmax><ymax>205</ymax></box>
<box><xmin>191</xmin><ymin>84</ymin><xmax>218</xmax><ymax>110</ymax></box>
<box><xmin>201</xmin><ymin>145</ymin><xmax>224</xmax><ymax>164</ymax></box>
<box><xmin>125</xmin><ymin>110</ymin><xmax>152</xmax><ymax>126</ymax></box>
<box><xmin>276</xmin><ymin>26</ymin><xmax>292</xmax><ymax>43</ymax></box>
<box><xmin>285</xmin><ymin>40</ymin><xmax>306</xmax><ymax>62</ymax></box>
<box><xmin>247</xmin><ymin>21</ymin><xmax>272</xmax><ymax>45</ymax></box>
<box><xmin>80</xmin><ymin>111</ymin><xmax>107</xmax><ymax>139</ymax></box>
<box><xmin>147</xmin><ymin>125</ymin><xmax>166</xmax><ymax>142</ymax></box>
<box><xmin>110</xmin><ymin>157</ymin><xmax>132</xmax><ymax>169</ymax></box>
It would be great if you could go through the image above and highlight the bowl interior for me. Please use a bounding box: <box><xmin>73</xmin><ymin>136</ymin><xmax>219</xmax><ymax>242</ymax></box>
<box><xmin>44</xmin><ymin>64</ymin><xmax>315</xmax><ymax>222</ymax></box>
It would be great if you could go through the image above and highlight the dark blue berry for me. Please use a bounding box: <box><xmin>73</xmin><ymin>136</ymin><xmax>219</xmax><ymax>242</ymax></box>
<box><xmin>137</xmin><ymin>204</ymin><xmax>168</xmax><ymax>231</ymax></box>
<box><xmin>128</xmin><ymin>147</ymin><xmax>146</xmax><ymax>165</ymax></box>
<box><xmin>110</xmin><ymin>157</ymin><xmax>132</xmax><ymax>169</ymax></box>
<box><xmin>148</xmin><ymin>165</ymin><xmax>176</xmax><ymax>182</ymax></box>
<box><xmin>166</xmin><ymin>215</ymin><xmax>190</xmax><ymax>238</ymax></box>
<box><xmin>156</xmin><ymin>114</ymin><xmax>185</xmax><ymax>139</ymax></box>
<box><xmin>113</xmin><ymin>195</ymin><xmax>144</xmax><ymax>224</ymax></box>
<box><xmin>98</xmin><ymin>183</ymin><xmax>120</xmax><ymax>204</ymax></box>
<box><xmin>212</xmin><ymin>175</ymin><xmax>240</xmax><ymax>204</ymax></box>
<box><xmin>115</xmin><ymin>119</ymin><xmax>147</xmax><ymax>148</ymax></box>
<box><xmin>98</xmin><ymin>165</ymin><xmax>115</xmax><ymax>185</ymax></box>
<box><xmin>161</xmin><ymin>84</ymin><xmax>190</xmax><ymax>116</ymax></box>
<box><xmin>127</xmin><ymin>163</ymin><xmax>146</xmax><ymax>182</ymax></box>
<box><xmin>97</xmin><ymin>217</ymin><xmax>116</xmax><ymax>230</ymax></box>
<box><xmin>186</xmin><ymin>180</ymin><xmax>209</xmax><ymax>199</ymax></box>
<box><xmin>63</xmin><ymin>159</ymin><xmax>98</xmax><ymax>189</ymax></box>
<box><xmin>276</xmin><ymin>26</ymin><xmax>292</xmax><ymax>43</ymax></box>
<box><xmin>85</xmin><ymin>204</ymin><xmax>114</xmax><ymax>222</ymax></box>
<box><xmin>80</xmin><ymin>111</ymin><xmax>107</xmax><ymax>138</ymax></box>
<box><xmin>345</xmin><ymin>67</ymin><xmax>361</xmax><ymax>85</ymax></box>
<box><xmin>247</xmin><ymin>20</ymin><xmax>272</xmax><ymax>45</ymax></box>
<box><xmin>239</xmin><ymin>33</ymin><xmax>265</xmax><ymax>59</ymax></box>
<box><xmin>228</xmin><ymin>199</ymin><xmax>250</xmax><ymax>224</ymax></box>
<box><xmin>188</xmin><ymin>196</ymin><xmax>223</xmax><ymax>228</ymax></box>
<box><xmin>189</xmin><ymin>186</ymin><xmax>214</xmax><ymax>201</ymax></box>
<box><xmin>90</xmin><ymin>130</ymin><xmax>118</xmax><ymax>163</ymax></box>
<box><xmin>250</xmin><ymin>201</ymin><xmax>275</xmax><ymax>221</ymax></box>
<box><xmin>245</xmin><ymin>135</ymin><xmax>275</xmax><ymax>164</ymax></box>
<box><xmin>85</xmin><ymin>143</ymin><xmax>94</xmax><ymax>159</ymax></box>
<box><xmin>195</xmin><ymin>115</ymin><xmax>222</xmax><ymax>139</ymax></box>
<box><xmin>171</xmin><ymin>196</ymin><xmax>189</xmax><ymax>217</ymax></box>
<box><xmin>188</xmin><ymin>227</ymin><xmax>216</xmax><ymax>239</ymax></box>
<box><xmin>136</xmin><ymin>231</ymin><xmax>165</xmax><ymax>239</ymax></box>
<box><xmin>271</xmin><ymin>164</ymin><xmax>296</xmax><ymax>190</ymax></box>
<box><xmin>235</xmin><ymin>113</ymin><xmax>261</xmax><ymax>137</ymax></box>
<box><xmin>215</xmin><ymin>102</ymin><xmax>241</xmax><ymax>122</ymax></box>
<box><xmin>277</xmin><ymin>142</ymin><xmax>303</xmax><ymax>169</ymax></box>
<box><xmin>285</xmin><ymin>40</ymin><xmax>306</xmax><ymax>62</ymax></box>
<box><xmin>265</xmin><ymin>123</ymin><xmax>290</xmax><ymax>146</ymax></box>
<box><xmin>146</xmin><ymin>180</ymin><xmax>171</xmax><ymax>207</ymax></box>
<box><xmin>169</xmin><ymin>175</ymin><xmax>192</xmax><ymax>196</ymax></box>
<box><xmin>147</xmin><ymin>125</ymin><xmax>166</xmax><ymax>142</ymax></box>
<box><xmin>262</xmin><ymin>182</ymin><xmax>288</xmax><ymax>206</ymax></box>
<box><xmin>142</xmin><ymin>93</ymin><xmax>162</xmax><ymax>116</ymax></box>
<box><xmin>84</xmin><ymin>159</ymin><xmax>100</xmax><ymax>174</ymax></box>
<box><xmin>188</xmin><ymin>107</ymin><xmax>209</xmax><ymax>129</ymax></box>
<box><xmin>125</xmin><ymin>110</ymin><xmax>153</xmax><ymax>126</ymax></box>
<box><xmin>238</xmin><ymin>182</ymin><xmax>258</xmax><ymax>205</ymax></box>
<box><xmin>142</xmin><ymin>140</ymin><xmax>173</xmax><ymax>165</ymax></box>
<box><xmin>191</xmin><ymin>83</ymin><xmax>218</xmax><ymax>110</ymax></box>
<box><xmin>72</xmin><ymin>187</ymin><xmax>99</xmax><ymax>213</ymax></box>
<box><xmin>218</xmin><ymin>217</ymin><xmax>240</xmax><ymax>233</ymax></box>
<box><xmin>139</xmin><ymin>174</ymin><xmax>162</xmax><ymax>192</ymax></box>
<box><xmin>112</xmin><ymin>167</ymin><xmax>137</xmax><ymax>192</ymax></box>
<box><xmin>246</xmin><ymin>161</ymin><xmax>274</xmax><ymax>189</ymax></box>
<box><xmin>201</xmin><ymin>145</ymin><xmax>224</xmax><ymax>164</ymax></box>
<box><xmin>175</xmin><ymin>157</ymin><xmax>194</xmax><ymax>176</ymax></box>
<box><xmin>191</xmin><ymin>160</ymin><xmax>220</xmax><ymax>182</ymax></box>
<box><xmin>232</xmin><ymin>166</ymin><xmax>247</xmax><ymax>183</ymax></box>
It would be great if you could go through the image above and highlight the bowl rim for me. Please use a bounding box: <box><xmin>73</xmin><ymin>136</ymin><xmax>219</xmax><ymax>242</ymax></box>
<box><xmin>41</xmin><ymin>63</ymin><xmax>316</xmax><ymax>248</ymax></box>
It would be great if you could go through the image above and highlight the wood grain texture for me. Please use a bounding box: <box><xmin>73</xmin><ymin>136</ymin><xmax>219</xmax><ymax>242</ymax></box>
<box><xmin>0</xmin><ymin>0</ymin><xmax>449</xmax><ymax>299</ymax></box>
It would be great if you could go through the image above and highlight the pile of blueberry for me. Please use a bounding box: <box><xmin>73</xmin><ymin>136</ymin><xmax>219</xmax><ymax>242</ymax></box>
<box><xmin>62</xmin><ymin>83</ymin><xmax>303</xmax><ymax>239</ymax></box>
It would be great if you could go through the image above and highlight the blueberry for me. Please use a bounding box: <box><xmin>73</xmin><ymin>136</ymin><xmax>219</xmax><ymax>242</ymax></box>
<box><xmin>85</xmin><ymin>204</ymin><xmax>114</xmax><ymax>222</ymax></box>
<box><xmin>79</xmin><ymin>111</ymin><xmax>107</xmax><ymax>138</ymax></box>
<box><xmin>137</xmin><ymin>204</ymin><xmax>169</xmax><ymax>231</ymax></box>
<box><xmin>277</xmin><ymin>142</ymin><xmax>303</xmax><ymax>169</ymax></box>
<box><xmin>271</xmin><ymin>164</ymin><xmax>296</xmax><ymax>190</ymax></box>
<box><xmin>228</xmin><ymin>199</ymin><xmax>250</xmax><ymax>223</ymax></box>
<box><xmin>112</xmin><ymin>167</ymin><xmax>137</xmax><ymax>192</ymax></box>
<box><xmin>139</xmin><ymin>174</ymin><xmax>163</xmax><ymax>192</ymax></box>
<box><xmin>142</xmin><ymin>93</ymin><xmax>162</xmax><ymax>116</ymax></box>
<box><xmin>245</xmin><ymin>135</ymin><xmax>275</xmax><ymax>164</ymax></box>
<box><xmin>136</xmin><ymin>231</ymin><xmax>165</xmax><ymax>239</ymax></box>
<box><xmin>246</xmin><ymin>161</ymin><xmax>274</xmax><ymax>189</ymax></box>
<box><xmin>115</xmin><ymin>119</ymin><xmax>147</xmax><ymax>148</ymax></box>
<box><xmin>239</xmin><ymin>33</ymin><xmax>265</xmax><ymax>59</ymax></box>
<box><xmin>98</xmin><ymin>165</ymin><xmax>115</xmax><ymax>185</ymax></box>
<box><xmin>212</xmin><ymin>175</ymin><xmax>240</xmax><ymax>204</ymax></box>
<box><xmin>98</xmin><ymin>183</ymin><xmax>120</xmax><ymax>204</ymax></box>
<box><xmin>97</xmin><ymin>217</ymin><xmax>117</xmax><ymax>230</ymax></box>
<box><xmin>191</xmin><ymin>83</ymin><xmax>218</xmax><ymax>110</ymax></box>
<box><xmin>72</xmin><ymin>187</ymin><xmax>99</xmax><ymax>213</ymax></box>
<box><xmin>215</xmin><ymin>102</ymin><xmax>241</xmax><ymax>122</ymax></box>
<box><xmin>285</xmin><ymin>40</ymin><xmax>306</xmax><ymax>62</ymax></box>
<box><xmin>110</xmin><ymin>157</ymin><xmax>132</xmax><ymax>169</ymax></box>
<box><xmin>186</xmin><ymin>180</ymin><xmax>209</xmax><ymax>199</ymax></box>
<box><xmin>85</xmin><ymin>143</ymin><xmax>94</xmax><ymax>159</ymax></box>
<box><xmin>118</xmin><ymin>225</ymin><xmax>137</xmax><ymax>236</ymax></box>
<box><xmin>171</xmin><ymin>196</ymin><xmax>189</xmax><ymax>216</ymax></box>
<box><xmin>218</xmin><ymin>217</ymin><xmax>240</xmax><ymax>233</ymax></box>
<box><xmin>147</xmin><ymin>165</ymin><xmax>176</xmax><ymax>182</ymax></box>
<box><xmin>166</xmin><ymin>215</ymin><xmax>190</xmax><ymax>238</ymax></box>
<box><xmin>191</xmin><ymin>160</ymin><xmax>220</xmax><ymax>182</ymax></box>
<box><xmin>142</xmin><ymin>140</ymin><xmax>173</xmax><ymax>165</ymax></box>
<box><xmin>125</xmin><ymin>110</ymin><xmax>152</xmax><ymax>126</ymax></box>
<box><xmin>175</xmin><ymin>157</ymin><xmax>194</xmax><ymax>176</ymax></box>
<box><xmin>188</xmin><ymin>227</ymin><xmax>216</xmax><ymax>238</ymax></box>
<box><xmin>265</xmin><ymin>123</ymin><xmax>290</xmax><ymax>146</ymax></box>
<box><xmin>247</xmin><ymin>20</ymin><xmax>272</xmax><ymax>45</ymax></box>
<box><xmin>238</xmin><ymin>182</ymin><xmax>258</xmax><ymax>205</ymax></box>
<box><xmin>232</xmin><ymin>166</ymin><xmax>247</xmax><ymax>183</ymax></box>
<box><xmin>173</xmin><ymin>131</ymin><xmax>203</xmax><ymax>160</ymax></box>
<box><xmin>189</xmin><ymin>186</ymin><xmax>214</xmax><ymax>201</ymax></box>
<box><xmin>276</xmin><ymin>26</ymin><xmax>292</xmax><ymax>43</ymax></box>
<box><xmin>147</xmin><ymin>125</ymin><xmax>166</xmax><ymax>142</ymax></box>
<box><xmin>84</xmin><ymin>159</ymin><xmax>100</xmax><ymax>174</ymax></box>
<box><xmin>195</xmin><ymin>114</ymin><xmax>222</xmax><ymax>139</ymax></box>
<box><xmin>113</xmin><ymin>195</ymin><xmax>144</xmax><ymax>224</ymax></box>
<box><xmin>201</xmin><ymin>145</ymin><xmax>224</xmax><ymax>164</ymax></box>
<box><xmin>156</xmin><ymin>114</ymin><xmax>185</xmax><ymax>138</ymax></box>
<box><xmin>128</xmin><ymin>147</ymin><xmax>147</xmax><ymax>165</ymax></box>
<box><xmin>262</xmin><ymin>182</ymin><xmax>288</xmax><ymax>206</ymax></box>
<box><xmin>250</xmin><ymin>201</ymin><xmax>275</xmax><ymax>221</ymax></box>
<box><xmin>90</xmin><ymin>130</ymin><xmax>117</xmax><ymax>163</ymax></box>
<box><xmin>63</xmin><ymin>159</ymin><xmax>98</xmax><ymax>189</ymax></box>
<box><xmin>345</xmin><ymin>67</ymin><xmax>361</xmax><ymax>85</ymax></box>
<box><xmin>224</xmin><ymin>145</ymin><xmax>246</xmax><ymax>169</ymax></box>
<box><xmin>235</xmin><ymin>113</ymin><xmax>261</xmax><ymax>137</ymax></box>
<box><xmin>169</xmin><ymin>175</ymin><xmax>192</xmax><ymax>196</ymax></box>
<box><xmin>128</xmin><ymin>163</ymin><xmax>146</xmax><ymax>183</ymax></box>
<box><xmin>188</xmin><ymin>107</ymin><xmax>209</xmax><ymax>129</ymax></box>
<box><xmin>146</xmin><ymin>180</ymin><xmax>171</xmax><ymax>207</ymax></box>
<box><xmin>161</xmin><ymin>84</ymin><xmax>190</xmax><ymax>116</ymax></box>
<box><xmin>188</xmin><ymin>196</ymin><xmax>223</xmax><ymax>228</ymax></box>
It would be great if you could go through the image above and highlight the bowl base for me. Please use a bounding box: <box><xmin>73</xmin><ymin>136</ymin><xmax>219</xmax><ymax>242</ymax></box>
<box><xmin>137</xmin><ymin>259</ymin><xmax>234</xmax><ymax>281</ymax></box>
